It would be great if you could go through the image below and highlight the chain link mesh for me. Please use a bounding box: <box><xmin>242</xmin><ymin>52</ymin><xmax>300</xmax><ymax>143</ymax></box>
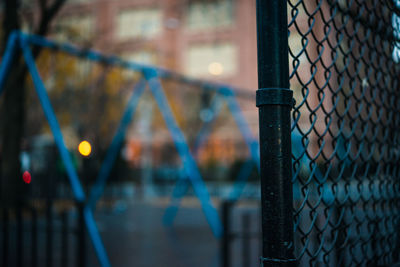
<box><xmin>288</xmin><ymin>0</ymin><xmax>400</xmax><ymax>265</ymax></box>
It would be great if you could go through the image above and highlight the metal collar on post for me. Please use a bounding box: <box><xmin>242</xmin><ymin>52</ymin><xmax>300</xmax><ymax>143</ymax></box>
<box><xmin>256</xmin><ymin>88</ymin><xmax>295</xmax><ymax>108</ymax></box>
<box><xmin>256</xmin><ymin>0</ymin><xmax>297</xmax><ymax>265</ymax></box>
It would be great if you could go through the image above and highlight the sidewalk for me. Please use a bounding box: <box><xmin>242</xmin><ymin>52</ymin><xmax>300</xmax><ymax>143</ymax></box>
<box><xmin>88</xmin><ymin>199</ymin><xmax>220</xmax><ymax>267</ymax></box>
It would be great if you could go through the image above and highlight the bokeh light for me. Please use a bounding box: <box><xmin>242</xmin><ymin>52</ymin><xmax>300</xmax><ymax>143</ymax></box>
<box><xmin>22</xmin><ymin>171</ymin><xmax>31</xmax><ymax>184</ymax></box>
<box><xmin>208</xmin><ymin>62</ymin><xmax>224</xmax><ymax>76</ymax></box>
<box><xmin>78</xmin><ymin>140</ymin><xmax>92</xmax><ymax>156</ymax></box>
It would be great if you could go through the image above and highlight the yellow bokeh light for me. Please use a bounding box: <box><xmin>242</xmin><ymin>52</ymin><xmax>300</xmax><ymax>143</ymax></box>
<box><xmin>208</xmin><ymin>62</ymin><xmax>224</xmax><ymax>76</ymax></box>
<box><xmin>78</xmin><ymin>140</ymin><xmax>92</xmax><ymax>156</ymax></box>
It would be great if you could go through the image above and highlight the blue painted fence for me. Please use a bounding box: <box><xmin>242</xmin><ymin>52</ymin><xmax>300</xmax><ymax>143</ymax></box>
<box><xmin>0</xmin><ymin>31</ymin><xmax>262</xmax><ymax>266</ymax></box>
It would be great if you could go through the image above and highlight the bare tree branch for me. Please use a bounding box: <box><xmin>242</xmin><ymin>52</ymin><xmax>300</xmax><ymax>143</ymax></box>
<box><xmin>36</xmin><ymin>0</ymin><xmax>67</xmax><ymax>36</ymax></box>
<box><xmin>33</xmin><ymin>0</ymin><xmax>67</xmax><ymax>57</ymax></box>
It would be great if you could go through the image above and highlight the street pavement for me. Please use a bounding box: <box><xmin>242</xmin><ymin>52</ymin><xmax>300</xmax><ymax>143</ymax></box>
<box><xmin>87</xmin><ymin>198</ymin><xmax>221</xmax><ymax>267</ymax></box>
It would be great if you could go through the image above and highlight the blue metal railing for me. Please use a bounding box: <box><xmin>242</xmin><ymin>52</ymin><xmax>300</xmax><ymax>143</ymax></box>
<box><xmin>0</xmin><ymin>31</ymin><xmax>262</xmax><ymax>266</ymax></box>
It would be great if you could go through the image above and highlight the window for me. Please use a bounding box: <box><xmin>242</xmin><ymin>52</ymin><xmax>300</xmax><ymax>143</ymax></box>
<box><xmin>116</xmin><ymin>8</ymin><xmax>162</xmax><ymax>40</ymax></box>
<box><xmin>53</xmin><ymin>15</ymin><xmax>95</xmax><ymax>44</ymax></box>
<box><xmin>186</xmin><ymin>43</ymin><xmax>237</xmax><ymax>77</ymax></box>
<box><xmin>121</xmin><ymin>51</ymin><xmax>157</xmax><ymax>79</ymax></box>
<box><xmin>123</xmin><ymin>51</ymin><xmax>157</xmax><ymax>65</ymax></box>
<box><xmin>187</xmin><ymin>0</ymin><xmax>234</xmax><ymax>30</ymax></box>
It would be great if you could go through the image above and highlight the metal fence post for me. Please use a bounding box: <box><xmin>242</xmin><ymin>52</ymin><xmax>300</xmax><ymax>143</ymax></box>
<box><xmin>61</xmin><ymin>210</ymin><xmax>69</xmax><ymax>267</ymax></box>
<box><xmin>221</xmin><ymin>200</ymin><xmax>232</xmax><ymax>267</ymax></box>
<box><xmin>31</xmin><ymin>207</ymin><xmax>38</xmax><ymax>267</ymax></box>
<box><xmin>256</xmin><ymin>1</ymin><xmax>296</xmax><ymax>266</ymax></box>
<box><xmin>46</xmin><ymin>198</ymin><xmax>53</xmax><ymax>267</ymax></box>
<box><xmin>77</xmin><ymin>202</ymin><xmax>87</xmax><ymax>267</ymax></box>
<box><xmin>16</xmin><ymin>204</ymin><xmax>23</xmax><ymax>267</ymax></box>
<box><xmin>2</xmin><ymin>207</ymin><xmax>8</xmax><ymax>267</ymax></box>
<box><xmin>242</xmin><ymin>212</ymin><xmax>250</xmax><ymax>267</ymax></box>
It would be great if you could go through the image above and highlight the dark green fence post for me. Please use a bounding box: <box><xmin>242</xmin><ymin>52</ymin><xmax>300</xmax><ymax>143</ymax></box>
<box><xmin>221</xmin><ymin>200</ymin><xmax>232</xmax><ymax>267</ymax></box>
<box><xmin>77</xmin><ymin>202</ymin><xmax>86</xmax><ymax>267</ymax></box>
<box><xmin>256</xmin><ymin>0</ymin><xmax>296</xmax><ymax>266</ymax></box>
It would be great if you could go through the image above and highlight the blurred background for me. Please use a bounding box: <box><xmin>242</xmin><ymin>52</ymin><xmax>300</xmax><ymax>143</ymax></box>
<box><xmin>0</xmin><ymin>1</ymin><xmax>261</xmax><ymax>266</ymax></box>
<box><xmin>13</xmin><ymin>0</ymin><xmax>259</xmax><ymax>186</ymax></box>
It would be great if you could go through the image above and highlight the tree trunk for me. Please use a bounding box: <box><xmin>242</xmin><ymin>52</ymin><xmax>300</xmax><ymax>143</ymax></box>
<box><xmin>0</xmin><ymin>0</ymin><xmax>66</xmax><ymax>205</ymax></box>
<box><xmin>1</xmin><ymin>56</ymin><xmax>27</xmax><ymax>206</ymax></box>
<box><xmin>0</xmin><ymin>0</ymin><xmax>23</xmax><ymax>206</ymax></box>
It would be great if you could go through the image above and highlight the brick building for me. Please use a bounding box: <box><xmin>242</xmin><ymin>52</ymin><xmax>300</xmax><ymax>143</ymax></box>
<box><xmin>42</xmin><ymin>0</ymin><xmax>261</xmax><ymax>166</ymax></box>
<box><xmin>46</xmin><ymin>0</ymin><xmax>258</xmax><ymax>91</ymax></box>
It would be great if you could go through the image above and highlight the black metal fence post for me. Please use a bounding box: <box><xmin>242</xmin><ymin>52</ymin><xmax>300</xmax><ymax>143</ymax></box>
<box><xmin>2</xmin><ymin>207</ymin><xmax>8</xmax><ymax>267</ymax></box>
<box><xmin>256</xmin><ymin>0</ymin><xmax>296</xmax><ymax>266</ymax></box>
<box><xmin>242</xmin><ymin>212</ymin><xmax>250</xmax><ymax>267</ymax></box>
<box><xmin>61</xmin><ymin>210</ymin><xmax>69</xmax><ymax>267</ymax></box>
<box><xmin>31</xmin><ymin>207</ymin><xmax>37</xmax><ymax>267</ymax></box>
<box><xmin>16</xmin><ymin>204</ymin><xmax>23</xmax><ymax>267</ymax></box>
<box><xmin>46</xmin><ymin>199</ymin><xmax>53</xmax><ymax>267</ymax></box>
<box><xmin>77</xmin><ymin>202</ymin><xmax>86</xmax><ymax>267</ymax></box>
<box><xmin>221</xmin><ymin>200</ymin><xmax>232</xmax><ymax>267</ymax></box>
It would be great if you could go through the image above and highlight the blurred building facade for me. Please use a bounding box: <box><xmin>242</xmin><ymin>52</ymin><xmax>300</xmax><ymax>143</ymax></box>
<box><xmin>46</xmin><ymin>0</ymin><xmax>260</xmax><ymax>167</ymax></box>
<box><xmin>16</xmin><ymin>0</ymin><xmax>342</xmax><ymax>173</ymax></box>
<box><xmin>4</xmin><ymin>0</ymin><xmax>358</xmax><ymax>181</ymax></box>
<box><xmin>16</xmin><ymin>0</ymin><xmax>327</xmax><ymax>169</ymax></box>
<box><xmin>47</xmin><ymin>0</ymin><xmax>258</xmax><ymax>90</ymax></box>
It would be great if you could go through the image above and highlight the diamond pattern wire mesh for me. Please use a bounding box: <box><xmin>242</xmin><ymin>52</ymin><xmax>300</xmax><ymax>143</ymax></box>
<box><xmin>287</xmin><ymin>0</ymin><xmax>400</xmax><ymax>265</ymax></box>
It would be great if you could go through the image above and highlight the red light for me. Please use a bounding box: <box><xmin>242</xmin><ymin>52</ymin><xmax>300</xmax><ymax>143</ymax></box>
<box><xmin>22</xmin><ymin>171</ymin><xmax>31</xmax><ymax>184</ymax></box>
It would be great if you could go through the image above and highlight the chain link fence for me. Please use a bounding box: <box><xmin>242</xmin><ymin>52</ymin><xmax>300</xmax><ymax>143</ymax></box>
<box><xmin>287</xmin><ymin>0</ymin><xmax>400</xmax><ymax>265</ymax></box>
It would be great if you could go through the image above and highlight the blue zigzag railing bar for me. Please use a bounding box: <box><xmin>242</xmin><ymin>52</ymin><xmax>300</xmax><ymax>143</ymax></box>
<box><xmin>85</xmin><ymin>74</ymin><xmax>225</xmax><ymax>236</ymax></box>
<box><xmin>162</xmin><ymin>169</ymin><xmax>189</xmax><ymax>226</ymax></box>
<box><xmin>0</xmin><ymin>32</ymin><xmax>18</xmax><ymax>94</ymax></box>
<box><xmin>0</xmin><ymin>31</ymin><xmax>261</xmax><ymax>244</ymax></box>
<box><xmin>163</xmin><ymin>94</ymin><xmax>224</xmax><ymax>226</ymax></box>
<box><xmin>192</xmin><ymin>95</ymin><xmax>224</xmax><ymax>155</ymax></box>
<box><xmin>88</xmin><ymin>79</ymin><xmax>147</xmax><ymax>210</ymax></box>
<box><xmin>18</xmin><ymin>34</ymin><xmax>111</xmax><ymax>267</ymax></box>
<box><xmin>163</xmin><ymin>87</ymin><xmax>261</xmax><ymax>226</ymax></box>
<box><xmin>143</xmin><ymin>68</ymin><xmax>223</xmax><ymax>237</ymax></box>
<box><xmin>20</xmin><ymin>36</ymin><xmax>85</xmax><ymax>202</ymax></box>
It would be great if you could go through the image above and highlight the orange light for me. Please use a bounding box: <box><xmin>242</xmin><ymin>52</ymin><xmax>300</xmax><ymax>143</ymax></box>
<box><xmin>78</xmin><ymin>140</ymin><xmax>92</xmax><ymax>157</ymax></box>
